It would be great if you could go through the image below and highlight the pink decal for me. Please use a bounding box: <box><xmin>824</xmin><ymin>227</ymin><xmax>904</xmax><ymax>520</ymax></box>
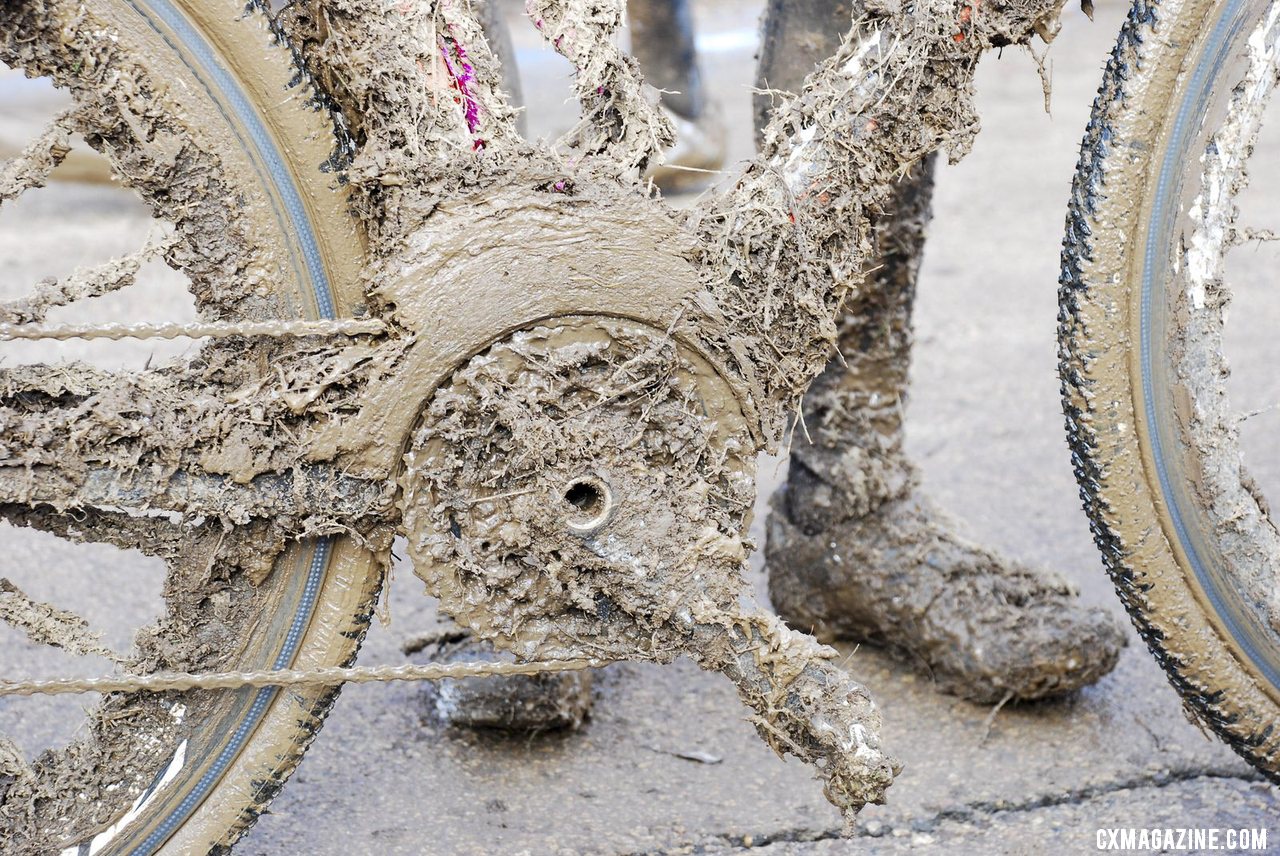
<box><xmin>439</xmin><ymin>33</ymin><xmax>485</xmax><ymax>150</ymax></box>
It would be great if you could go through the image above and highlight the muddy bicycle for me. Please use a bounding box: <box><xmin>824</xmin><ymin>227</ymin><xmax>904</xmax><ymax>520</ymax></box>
<box><xmin>0</xmin><ymin>0</ymin><xmax>1277</xmax><ymax>851</ymax></box>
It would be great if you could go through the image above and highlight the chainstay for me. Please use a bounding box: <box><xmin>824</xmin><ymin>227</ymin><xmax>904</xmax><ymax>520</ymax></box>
<box><xmin>0</xmin><ymin>318</ymin><xmax>387</xmax><ymax>341</ymax></box>
<box><xmin>0</xmin><ymin>658</ymin><xmax>609</xmax><ymax>697</ymax></box>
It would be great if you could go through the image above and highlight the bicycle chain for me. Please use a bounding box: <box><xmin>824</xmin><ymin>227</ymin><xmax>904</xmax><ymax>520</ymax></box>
<box><xmin>0</xmin><ymin>317</ymin><xmax>387</xmax><ymax>341</ymax></box>
<box><xmin>0</xmin><ymin>657</ymin><xmax>607</xmax><ymax>698</ymax></box>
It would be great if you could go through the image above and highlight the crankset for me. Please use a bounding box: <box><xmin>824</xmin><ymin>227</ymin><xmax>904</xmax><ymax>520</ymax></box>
<box><xmin>368</xmin><ymin>176</ymin><xmax>900</xmax><ymax>818</ymax></box>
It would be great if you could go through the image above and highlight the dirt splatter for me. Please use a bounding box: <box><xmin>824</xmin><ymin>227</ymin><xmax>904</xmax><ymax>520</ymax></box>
<box><xmin>0</xmin><ymin>344</ymin><xmax>392</xmax><ymax>543</ymax></box>
<box><xmin>404</xmin><ymin>319</ymin><xmax>757</xmax><ymax>661</ymax></box>
<box><xmin>282</xmin><ymin>0</ymin><xmax>1078</xmax><ymax>821</ymax></box>
<box><xmin>280</xmin><ymin>0</ymin><xmax>524</xmax><ymax>247</ymax></box>
<box><xmin>1170</xmin><ymin>5</ymin><xmax>1280</xmax><ymax>632</ymax></box>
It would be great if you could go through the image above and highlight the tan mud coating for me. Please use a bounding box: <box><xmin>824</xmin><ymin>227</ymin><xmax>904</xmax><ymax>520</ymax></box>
<box><xmin>768</xmin><ymin>494</ymin><xmax>1126</xmax><ymax>703</ymax></box>
<box><xmin>0</xmin><ymin>107</ymin><xmax>73</xmax><ymax>203</ymax></box>
<box><xmin>306</xmin><ymin>179</ymin><xmax>705</xmax><ymax>474</ymax></box>
<box><xmin>0</xmin><ymin>0</ymin><xmax>1087</xmax><ymax>841</ymax></box>
<box><xmin>401</xmin><ymin>318</ymin><xmax>897</xmax><ymax>816</ymax></box>
<box><xmin>526</xmin><ymin>0</ymin><xmax>676</xmax><ymax>177</ymax></box>
<box><xmin>0</xmin><ymin>0</ymin><xmax>384</xmax><ymax>851</ymax></box>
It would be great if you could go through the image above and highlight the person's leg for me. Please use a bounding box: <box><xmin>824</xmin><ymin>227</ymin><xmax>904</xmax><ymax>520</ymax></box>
<box><xmin>629</xmin><ymin>0</ymin><xmax>725</xmax><ymax>190</ymax></box>
<box><xmin>629</xmin><ymin>0</ymin><xmax>704</xmax><ymax>120</ymax></box>
<box><xmin>417</xmin><ymin>634</ymin><xmax>592</xmax><ymax>731</ymax></box>
<box><xmin>756</xmin><ymin>0</ymin><xmax>1125</xmax><ymax>703</ymax></box>
<box><xmin>753</xmin><ymin>0</ymin><xmax>854</xmax><ymax>144</ymax></box>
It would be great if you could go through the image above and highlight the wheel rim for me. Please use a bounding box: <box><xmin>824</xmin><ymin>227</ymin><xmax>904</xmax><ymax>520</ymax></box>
<box><xmin>1139</xmin><ymin>0</ymin><xmax>1280</xmax><ymax>698</ymax></box>
<box><xmin>0</xmin><ymin>0</ymin><xmax>378</xmax><ymax>852</ymax></box>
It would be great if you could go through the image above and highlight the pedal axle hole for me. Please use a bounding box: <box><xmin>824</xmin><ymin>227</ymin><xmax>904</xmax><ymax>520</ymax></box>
<box><xmin>563</xmin><ymin>476</ymin><xmax>612</xmax><ymax>535</ymax></box>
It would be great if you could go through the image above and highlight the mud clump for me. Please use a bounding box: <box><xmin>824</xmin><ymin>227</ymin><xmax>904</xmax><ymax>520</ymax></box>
<box><xmin>402</xmin><ymin>317</ymin><xmax>756</xmax><ymax>662</ymax></box>
<box><xmin>768</xmin><ymin>491</ymin><xmax>1126</xmax><ymax>703</ymax></box>
<box><xmin>401</xmin><ymin>317</ymin><xmax>898</xmax><ymax>815</ymax></box>
<box><xmin>681</xmin><ymin>0</ymin><xmax>1069</xmax><ymax>446</ymax></box>
<box><xmin>280</xmin><ymin>0</ymin><xmax>524</xmax><ymax>246</ymax></box>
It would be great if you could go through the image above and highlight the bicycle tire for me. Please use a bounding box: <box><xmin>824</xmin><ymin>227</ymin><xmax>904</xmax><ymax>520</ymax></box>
<box><xmin>1061</xmin><ymin>0</ymin><xmax>1280</xmax><ymax>778</ymax></box>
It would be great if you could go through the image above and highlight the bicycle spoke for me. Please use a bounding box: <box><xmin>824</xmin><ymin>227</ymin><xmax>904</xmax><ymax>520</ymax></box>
<box><xmin>0</xmin><ymin>231</ymin><xmax>176</xmax><ymax>324</ymax></box>
<box><xmin>0</xmin><ymin>577</ymin><xmax>120</xmax><ymax>662</ymax></box>
<box><xmin>0</xmin><ymin>109</ymin><xmax>76</xmax><ymax>206</ymax></box>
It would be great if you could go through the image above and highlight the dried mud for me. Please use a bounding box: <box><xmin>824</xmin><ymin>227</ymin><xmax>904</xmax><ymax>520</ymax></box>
<box><xmin>0</xmin><ymin>0</ymin><xmax>384</xmax><ymax>847</ymax></box>
<box><xmin>401</xmin><ymin>318</ymin><xmax>896</xmax><ymax>815</ymax></box>
<box><xmin>1</xmin><ymin>0</ymin><xmax>1085</xmax><ymax>839</ymax></box>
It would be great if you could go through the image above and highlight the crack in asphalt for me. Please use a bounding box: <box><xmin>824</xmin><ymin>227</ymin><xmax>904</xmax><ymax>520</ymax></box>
<box><xmin>618</xmin><ymin>767</ymin><xmax>1266</xmax><ymax>854</ymax></box>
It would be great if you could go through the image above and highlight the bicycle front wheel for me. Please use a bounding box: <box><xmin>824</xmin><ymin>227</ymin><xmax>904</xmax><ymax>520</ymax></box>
<box><xmin>1062</xmin><ymin>0</ymin><xmax>1280</xmax><ymax>777</ymax></box>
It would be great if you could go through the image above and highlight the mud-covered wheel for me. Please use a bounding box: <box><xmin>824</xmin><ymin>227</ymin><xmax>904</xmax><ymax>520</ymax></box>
<box><xmin>0</xmin><ymin>1</ymin><xmax>382</xmax><ymax>852</ymax></box>
<box><xmin>1061</xmin><ymin>0</ymin><xmax>1280</xmax><ymax>778</ymax></box>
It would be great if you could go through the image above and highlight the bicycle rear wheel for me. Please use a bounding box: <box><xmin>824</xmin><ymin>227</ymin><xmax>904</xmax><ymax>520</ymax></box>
<box><xmin>0</xmin><ymin>1</ymin><xmax>382</xmax><ymax>851</ymax></box>
<box><xmin>1062</xmin><ymin>0</ymin><xmax>1280</xmax><ymax>777</ymax></box>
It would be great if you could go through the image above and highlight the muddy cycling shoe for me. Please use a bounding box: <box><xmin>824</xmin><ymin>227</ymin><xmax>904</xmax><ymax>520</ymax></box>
<box><xmin>420</xmin><ymin>635</ymin><xmax>593</xmax><ymax>731</ymax></box>
<box><xmin>645</xmin><ymin>105</ymin><xmax>727</xmax><ymax>194</ymax></box>
<box><xmin>765</xmin><ymin>483</ymin><xmax>1128</xmax><ymax>704</ymax></box>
